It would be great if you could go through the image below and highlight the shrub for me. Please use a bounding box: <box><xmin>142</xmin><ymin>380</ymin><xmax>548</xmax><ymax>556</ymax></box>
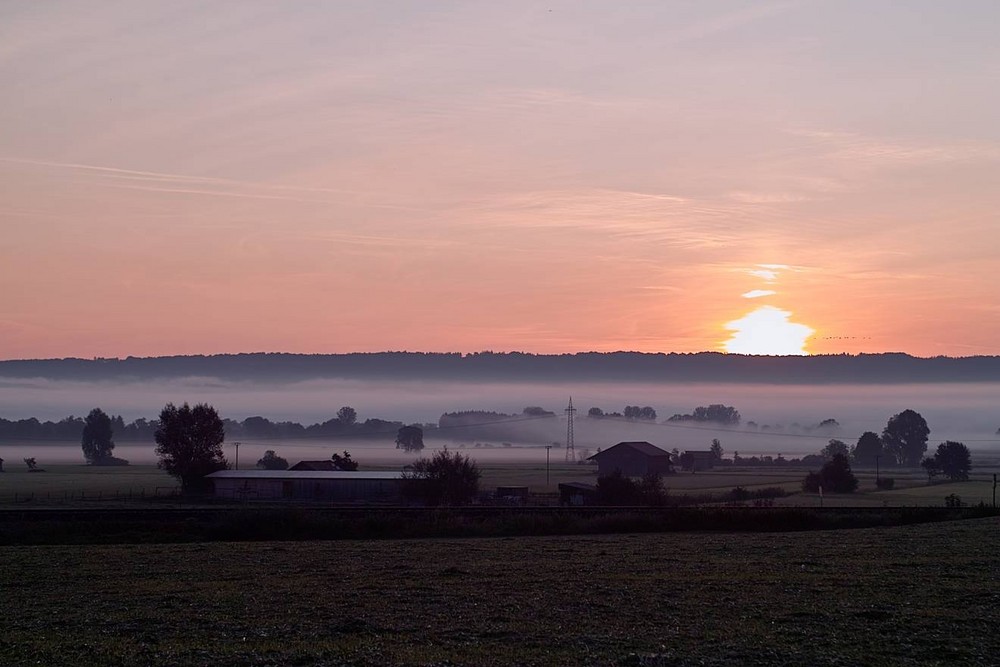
<box><xmin>802</xmin><ymin>454</ymin><xmax>858</xmax><ymax>493</ymax></box>
<box><xmin>596</xmin><ymin>471</ymin><xmax>642</xmax><ymax>505</ymax></box>
<box><xmin>730</xmin><ymin>486</ymin><xmax>751</xmax><ymax>501</ymax></box>
<box><xmin>945</xmin><ymin>493</ymin><xmax>963</xmax><ymax>508</ymax></box>
<box><xmin>402</xmin><ymin>449</ymin><xmax>480</xmax><ymax>506</ymax></box>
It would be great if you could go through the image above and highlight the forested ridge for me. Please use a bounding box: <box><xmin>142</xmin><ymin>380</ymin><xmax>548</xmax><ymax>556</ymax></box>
<box><xmin>2</xmin><ymin>351</ymin><xmax>1000</xmax><ymax>383</ymax></box>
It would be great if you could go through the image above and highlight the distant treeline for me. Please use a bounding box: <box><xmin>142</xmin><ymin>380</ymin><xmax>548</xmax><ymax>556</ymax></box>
<box><xmin>0</xmin><ymin>413</ymin><xmax>407</xmax><ymax>443</ymax></box>
<box><xmin>4</xmin><ymin>351</ymin><xmax>1000</xmax><ymax>383</ymax></box>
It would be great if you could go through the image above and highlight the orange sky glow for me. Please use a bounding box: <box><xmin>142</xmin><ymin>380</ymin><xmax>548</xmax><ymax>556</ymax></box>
<box><xmin>2</xmin><ymin>2</ymin><xmax>999</xmax><ymax>359</ymax></box>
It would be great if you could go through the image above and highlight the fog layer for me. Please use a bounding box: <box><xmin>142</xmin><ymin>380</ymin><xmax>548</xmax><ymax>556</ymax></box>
<box><xmin>1</xmin><ymin>377</ymin><xmax>998</xmax><ymax>465</ymax></box>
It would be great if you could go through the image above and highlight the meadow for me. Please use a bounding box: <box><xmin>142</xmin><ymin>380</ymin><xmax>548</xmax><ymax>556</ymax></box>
<box><xmin>2</xmin><ymin>517</ymin><xmax>998</xmax><ymax>665</ymax></box>
<box><xmin>1</xmin><ymin>460</ymin><xmax>995</xmax><ymax>509</ymax></box>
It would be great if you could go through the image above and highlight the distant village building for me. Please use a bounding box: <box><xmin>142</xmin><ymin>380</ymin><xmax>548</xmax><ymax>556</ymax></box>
<box><xmin>587</xmin><ymin>441</ymin><xmax>674</xmax><ymax>477</ymax></box>
<box><xmin>207</xmin><ymin>470</ymin><xmax>405</xmax><ymax>502</ymax></box>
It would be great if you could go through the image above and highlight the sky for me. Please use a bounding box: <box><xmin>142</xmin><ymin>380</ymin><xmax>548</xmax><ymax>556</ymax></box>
<box><xmin>2</xmin><ymin>1</ymin><xmax>999</xmax><ymax>359</ymax></box>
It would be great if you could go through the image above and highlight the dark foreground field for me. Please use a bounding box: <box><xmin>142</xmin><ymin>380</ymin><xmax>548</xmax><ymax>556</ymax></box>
<box><xmin>3</xmin><ymin>519</ymin><xmax>999</xmax><ymax>666</ymax></box>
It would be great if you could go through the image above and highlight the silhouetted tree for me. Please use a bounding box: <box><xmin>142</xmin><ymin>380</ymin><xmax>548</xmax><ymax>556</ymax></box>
<box><xmin>154</xmin><ymin>403</ymin><xmax>228</xmax><ymax>492</ymax></box>
<box><xmin>821</xmin><ymin>439</ymin><xmax>849</xmax><ymax>460</ymax></box>
<box><xmin>256</xmin><ymin>450</ymin><xmax>288</xmax><ymax>470</ymax></box>
<box><xmin>921</xmin><ymin>456</ymin><xmax>942</xmax><ymax>482</ymax></box>
<box><xmin>395</xmin><ymin>424</ymin><xmax>424</xmax><ymax>453</ymax></box>
<box><xmin>802</xmin><ymin>453</ymin><xmax>858</xmax><ymax>493</ymax></box>
<box><xmin>587</xmin><ymin>407</ymin><xmax>604</xmax><ymax>418</ymax></box>
<box><xmin>710</xmin><ymin>439</ymin><xmax>724</xmax><ymax>465</ymax></box>
<box><xmin>638</xmin><ymin>406</ymin><xmax>657</xmax><ymax>420</ymax></box>
<box><xmin>336</xmin><ymin>406</ymin><xmax>357</xmax><ymax>427</ymax></box>
<box><xmin>851</xmin><ymin>431</ymin><xmax>883</xmax><ymax>467</ymax></box>
<box><xmin>882</xmin><ymin>410</ymin><xmax>930</xmax><ymax>467</ymax></box>
<box><xmin>402</xmin><ymin>449</ymin><xmax>480</xmax><ymax>505</ymax></box>
<box><xmin>330</xmin><ymin>450</ymin><xmax>358</xmax><ymax>471</ymax></box>
<box><xmin>81</xmin><ymin>408</ymin><xmax>117</xmax><ymax>464</ymax></box>
<box><xmin>932</xmin><ymin>441</ymin><xmax>971</xmax><ymax>481</ymax></box>
<box><xmin>523</xmin><ymin>406</ymin><xmax>555</xmax><ymax>417</ymax></box>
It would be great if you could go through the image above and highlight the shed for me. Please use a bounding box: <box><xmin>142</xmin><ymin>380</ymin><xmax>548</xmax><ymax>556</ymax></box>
<box><xmin>586</xmin><ymin>441</ymin><xmax>674</xmax><ymax>477</ymax></box>
<box><xmin>558</xmin><ymin>482</ymin><xmax>598</xmax><ymax>506</ymax></box>
<box><xmin>207</xmin><ymin>470</ymin><xmax>405</xmax><ymax>502</ymax></box>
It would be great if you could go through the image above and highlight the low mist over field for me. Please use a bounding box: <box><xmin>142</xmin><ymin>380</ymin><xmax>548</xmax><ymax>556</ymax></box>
<box><xmin>2</xmin><ymin>375</ymin><xmax>999</xmax><ymax>465</ymax></box>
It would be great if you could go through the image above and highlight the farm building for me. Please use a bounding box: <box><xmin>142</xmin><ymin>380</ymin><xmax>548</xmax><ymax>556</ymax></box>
<box><xmin>587</xmin><ymin>441</ymin><xmax>675</xmax><ymax>477</ymax></box>
<box><xmin>207</xmin><ymin>470</ymin><xmax>406</xmax><ymax>502</ymax></box>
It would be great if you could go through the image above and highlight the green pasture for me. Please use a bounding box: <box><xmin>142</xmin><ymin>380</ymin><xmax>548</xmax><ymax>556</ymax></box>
<box><xmin>2</xmin><ymin>517</ymin><xmax>998</xmax><ymax>665</ymax></box>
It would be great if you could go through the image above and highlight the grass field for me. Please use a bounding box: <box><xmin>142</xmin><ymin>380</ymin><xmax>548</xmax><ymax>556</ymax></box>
<box><xmin>2</xmin><ymin>517</ymin><xmax>999</xmax><ymax>665</ymax></box>
<box><xmin>1</xmin><ymin>462</ymin><xmax>995</xmax><ymax>507</ymax></box>
<box><xmin>0</xmin><ymin>465</ymin><xmax>177</xmax><ymax>501</ymax></box>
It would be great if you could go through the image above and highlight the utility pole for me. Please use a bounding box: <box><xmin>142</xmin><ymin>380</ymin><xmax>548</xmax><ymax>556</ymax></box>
<box><xmin>993</xmin><ymin>474</ymin><xmax>997</xmax><ymax>508</ymax></box>
<box><xmin>233</xmin><ymin>441</ymin><xmax>241</xmax><ymax>470</ymax></box>
<box><xmin>875</xmin><ymin>455</ymin><xmax>880</xmax><ymax>485</ymax></box>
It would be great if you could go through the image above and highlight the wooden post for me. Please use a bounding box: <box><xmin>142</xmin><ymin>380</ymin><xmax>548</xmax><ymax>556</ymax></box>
<box><xmin>993</xmin><ymin>474</ymin><xmax>997</xmax><ymax>509</ymax></box>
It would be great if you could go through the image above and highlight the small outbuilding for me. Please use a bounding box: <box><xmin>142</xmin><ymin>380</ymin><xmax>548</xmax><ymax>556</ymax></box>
<box><xmin>207</xmin><ymin>470</ymin><xmax>405</xmax><ymax>502</ymax></box>
<box><xmin>558</xmin><ymin>482</ymin><xmax>598</xmax><ymax>506</ymax></box>
<box><xmin>587</xmin><ymin>441</ymin><xmax>674</xmax><ymax>477</ymax></box>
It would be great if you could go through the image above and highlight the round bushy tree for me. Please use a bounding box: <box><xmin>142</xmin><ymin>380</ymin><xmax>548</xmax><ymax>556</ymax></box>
<box><xmin>396</xmin><ymin>424</ymin><xmax>425</xmax><ymax>453</ymax></box>
<box><xmin>882</xmin><ymin>410</ymin><xmax>930</xmax><ymax>467</ymax></box>
<box><xmin>934</xmin><ymin>441</ymin><xmax>971</xmax><ymax>481</ymax></box>
<box><xmin>154</xmin><ymin>403</ymin><xmax>228</xmax><ymax>492</ymax></box>
<box><xmin>256</xmin><ymin>450</ymin><xmax>289</xmax><ymax>470</ymax></box>
<box><xmin>81</xmin><ymin>408</ymin><xmax>115</xmax><ymax>464</ymax></box>
<box><xmin>851</xmin><ymin>431</ymin><xmax>883</xmax><ymax>467</ymax></box>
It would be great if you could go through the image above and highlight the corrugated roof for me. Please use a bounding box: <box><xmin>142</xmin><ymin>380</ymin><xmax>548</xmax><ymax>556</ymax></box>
<box><xmin>207</xmin><ymin>470</ymin><xmax>405</xmax><ymax>480</ymax></box>
<box><xmin>587</xmin><ymin>441</ymin><xmax>672</xmax><ymax>459</ymax></box>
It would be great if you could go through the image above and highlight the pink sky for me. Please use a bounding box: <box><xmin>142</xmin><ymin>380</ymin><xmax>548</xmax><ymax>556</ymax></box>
<box><xmin>2</xmin><ymin>1</ymin><xmax>999</xmax><ymax>358</ymax></box>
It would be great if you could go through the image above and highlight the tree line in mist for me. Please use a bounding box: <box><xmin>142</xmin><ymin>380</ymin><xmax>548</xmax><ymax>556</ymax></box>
<box><xmin>0</xmin><ymin>407</ymin><xmax>407</xmax><ymax>443</ymax></box>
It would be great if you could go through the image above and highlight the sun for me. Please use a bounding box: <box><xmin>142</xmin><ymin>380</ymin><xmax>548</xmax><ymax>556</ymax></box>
<box><xmin>723</xmin><ymin>305</ymin><xmax>815</xmax><ymax>355</ymax></box>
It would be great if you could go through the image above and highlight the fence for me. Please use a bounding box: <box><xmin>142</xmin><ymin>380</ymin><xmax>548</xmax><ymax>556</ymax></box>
<box><xmin>1</xmin><ymin>486</ymin><xmax>181</xmax><ymax>505</ymax></box>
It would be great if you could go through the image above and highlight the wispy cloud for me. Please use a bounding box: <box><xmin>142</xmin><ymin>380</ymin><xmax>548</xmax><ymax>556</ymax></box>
<box><xmin>784</xmin><ymin>129</ymin><xmax>1000</xmax><ymax>168</ymax></box>
<box><xmin>0</xmin><ymin>156</ymin><xmax>429</xmax><ymax>211</ymax></box>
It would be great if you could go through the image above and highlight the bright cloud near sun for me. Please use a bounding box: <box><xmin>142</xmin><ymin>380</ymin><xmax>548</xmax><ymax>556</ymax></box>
<box><xmin>747</xmin><ymin>269</ymin><xmax>779</xmax><ymax>282</ymax></box>
<box><xmin>723</xmin><ymin>306</ymin><xmax>815</xmax><ymax>356</ymax></box>
<box><xmin>742</xmin><ymin>289</ymin><xmax>776</xmax><ymax>299</ymax></box>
